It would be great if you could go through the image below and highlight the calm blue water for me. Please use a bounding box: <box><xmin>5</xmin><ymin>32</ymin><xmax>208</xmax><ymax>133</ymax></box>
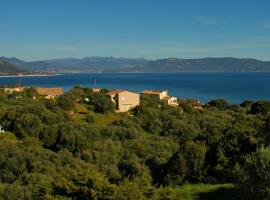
<box><xmin>1</xmin><ymin>72</ymin><xmax>270</xmax><ymax>103</ymax></box>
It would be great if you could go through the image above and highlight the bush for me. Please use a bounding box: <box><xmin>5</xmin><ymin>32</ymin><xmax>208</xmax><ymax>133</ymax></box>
<box><xmin>208</xmin><ymin>99</ymin><xmax>230</xmax><ymax>110</ymax></box>
<box><xmin>250</xmin><ymin>101</ymin><xmax>270</xmax><ymax>115</ymax></box>
<box><xmin>85</xmin><ymin>113</ymin><xmax>95</xmax><ymax>123</ymax></box>
<box><xmin>85</xmin><ymin>93</ymin><xmax>114</xmax><ymax>113</ymax></box>
<box><xmin>238</xmin><ymin>146</ymin><xmax>270</xmax><ymax>200</ymax></box>
<box><xmin>163</xmin><ymin>141</ymin><xmax>207</xmax><ymax>185</ymax></box>
<box><xmin>58</xmin><ymin>93</ymin><xmax>77</xmax><ymax>110</ymax></box>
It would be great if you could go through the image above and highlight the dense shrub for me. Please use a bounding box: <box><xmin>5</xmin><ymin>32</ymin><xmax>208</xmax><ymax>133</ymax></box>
<box><xmin>0</xmin><ymin>87</ymin><xmax>269</xmax><ymax>199</ymax></box>
<box><xmin>238</xmin><ymin>146</ymin><xmax>270</xmax><ymax>200</ymax></box>
<box><xmin>208</xmin><ymin>99</ymin><xmax>230</xmax><ymax>109</ymax></box>
<box><xmin>250</xmin><ymin>101</ymin><xmax>270</xmax><ymax>115</ymax></box>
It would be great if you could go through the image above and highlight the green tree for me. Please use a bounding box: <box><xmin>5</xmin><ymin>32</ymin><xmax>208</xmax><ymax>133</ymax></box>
<box><xmin>250</xmin><ymin>101</ymin><xmax>270</xmax><ymax>115</ymax></box>
<box><xmin>163</xmin><ymin>151</ymin><xmax>187</xmax><ymax>186</ymax></box>
<box><xmin>85</xmin><ymin>93</ymin><xmax>114</xmax><ymax>113</ymax></box>
<box><xmin>53</xmin><ymin>166</ymin><xmax>113</xmax><ymax>200</ymax></box>
<box><xmin>164</xmin><ymin>141</ymin><xmax>207</xmax><ymax>185</ymax></box>
<box><xmin>208</xmin><ymin>99</ymin><xmax>230</xmax><ymax>110</ymax></box>
<box><xmin>239</xmin><ymin>146</ymin><xmax>270</xmax><ymax>200</ymax></box>
<box><xmin>58</xmin><ymin>93</ymin><xmax>77</xmax><ymax>110</ymax></box>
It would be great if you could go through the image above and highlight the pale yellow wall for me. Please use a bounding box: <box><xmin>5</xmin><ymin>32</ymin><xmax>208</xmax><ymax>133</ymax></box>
<box><xmin>167</xmin><ymin>96</ymin><xmax>178</xmax><ymax>106</ymax></box>
<box><xmin>159</xmin><ymin>90</ymin><xmax>168</xmax><ymax>100</ymax></box>
<box><xmin>118</xmin><ymin>91</ymin><xmax>140</xmax><ymax>112</ymax></box>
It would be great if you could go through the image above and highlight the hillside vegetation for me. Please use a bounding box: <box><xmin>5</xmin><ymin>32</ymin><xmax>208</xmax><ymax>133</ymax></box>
<box><xmin>0</xmin><ymin>87</ymin><xmax>270</xmax><ymax>199</ymax></box>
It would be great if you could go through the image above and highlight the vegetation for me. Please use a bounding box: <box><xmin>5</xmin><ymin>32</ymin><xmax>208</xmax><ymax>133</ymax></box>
<box><xmin>174</xmin><ymin>183</ymin><xmax>237</xmax><ymax>200</ymax></box>
<box><xmin>0</xmin><ymin>86</ymin><xmax>269</xmax><ymax>199</ymax></box>
<box><xmin>238</xmin><ymin>146</ymin><xmax>270</xmax><ymax>200</ymax></box>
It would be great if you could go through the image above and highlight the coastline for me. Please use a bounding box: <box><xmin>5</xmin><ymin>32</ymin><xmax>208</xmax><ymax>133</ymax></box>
<box><xmin>0</xmin><ymin>74</ymin><xmax>60</xmax><ymax>78</ymax></box>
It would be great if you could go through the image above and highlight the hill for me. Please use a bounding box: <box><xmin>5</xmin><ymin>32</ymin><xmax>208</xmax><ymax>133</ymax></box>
<box><xmin>144</xmin><ymin>57</ymin><xmax>270</xmax><ymax>72</ymax></box>
<box><xmin>0</xmin><ymin>56</ymin><xmax>54</xmax><ymax>71</ymax></box>
<box><xmin>0</xmin><ymin>60</ymin><xmax>27</xmax><ymax>75</ymax></box>
<box><xmin>1</xmin><ymin>56</ymin><xmax>270</xmax><ymax>72</ymax></box>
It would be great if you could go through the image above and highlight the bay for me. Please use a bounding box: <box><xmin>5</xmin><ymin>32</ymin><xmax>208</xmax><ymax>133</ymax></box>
<box><xmin>1</xmin><ymin>72</ymin><xmax>270</xmax><ymax>103</ymax></box>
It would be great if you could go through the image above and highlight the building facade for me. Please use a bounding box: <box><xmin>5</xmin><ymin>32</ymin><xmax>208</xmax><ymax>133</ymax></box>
<box><xmin>107</xmin><ymin>90</ymin><xmax>140</xmax><ymax>112</ymax></box>
<box><xmin>162</xmin><ymin>96</ymin><xmax>179</xmax><ymax>106</ymax></box>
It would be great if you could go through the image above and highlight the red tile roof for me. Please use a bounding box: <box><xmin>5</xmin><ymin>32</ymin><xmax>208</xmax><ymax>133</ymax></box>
<box><xmin>142</xmin><ymin>90</ymin><xmax>163</xmax><ymax>95</ymax></box>
<box><xmin>106</xmin><ymin>90</ymin><xmax>126</xmax><ymax>96</ymax></box>
<box><xmin>36</xmin><ymin>87</ymin><xmax>64</xmax><ymax>96</ymax></box>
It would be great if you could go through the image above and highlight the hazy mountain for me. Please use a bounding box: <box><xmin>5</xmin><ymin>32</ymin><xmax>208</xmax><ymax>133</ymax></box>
<box><xmin>1</xmin><ymin>56</ymin><xmax>270</xmax><ymax>72</ymax></box>
<box><xmin>0</xmin><ymin>60</ymin><xmax>27</xmax><ymax>75</ymax></box>
<box><xmin>0</xmin><ymin>57</ymin><xmax>26</xmax><ymax>67</ymax></box>
<box><xmin>144</xmin><ymin>57</ymin><xmax>270</xmax><ymax>72</ymax></box>
<box><xmin>42</xmin><ymin>57</ymin><xmax>149</xmax><ymax>68</ymax></box>
<box><xmin>0</xmin><ymin>57</ymin><xmax>55</xmax><ymax>71</ymax></box>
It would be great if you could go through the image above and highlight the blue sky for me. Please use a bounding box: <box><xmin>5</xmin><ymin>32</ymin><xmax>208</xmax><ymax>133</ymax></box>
<box><xmin>1</xmin><ymin>0</ymin><xmax>270</xmax><ymax>61</ymax></box>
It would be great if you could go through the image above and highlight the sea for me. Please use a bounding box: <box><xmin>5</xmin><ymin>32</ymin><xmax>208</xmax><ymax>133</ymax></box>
<box><xmin>1</xmin><ymin>72</ymin><xmax>270</xmax><ymax>103</ymax></box>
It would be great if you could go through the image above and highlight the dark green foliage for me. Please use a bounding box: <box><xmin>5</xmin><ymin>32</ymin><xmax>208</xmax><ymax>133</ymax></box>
<box><xmin>53</xmin><ymin>166</ymin><xmax>113</xmax><ymax>199</ymax></box>
<box><xmin>250</xmin><ymin>101</ymin><xmax>270</xmax><ymax>115</ymax></box>
<box><xmin>208</xmin><ymin>99</ymin><xmax>230</xmax><ymax>110</ymax></box>
<box><xmin>164</xmin><ymin>141</ymin><xmax>207</xmax><ymax>185</ymax></box>
<box><xmin>163</xmin><ymin>150</ymin><xmax>187</xmax><ymax>185</ymax></box>
<box><xmin>103</xmin><ymin>119</ymin><xmax>143</xmax><ymax>141</ymax></box>
<box><xmin>263</xmin><ymin>114</ymin><xmax>270</xmax><ymax>145</ymax></box>
<box><xmin>0</xmin><ymin>86</ymin><xmax>269</xmax><ymax>199</ymax></box>
<box><xmin>85</xmin><ymin>112</ymin><xmax>95</xmax><ymax>123</ymax></box>
<box><xmin>23</xmin><ymin>87</ymin><xmax>37</xmax><ymax>98</ymax></box>
<box><xmin>240</xmin><ymin>100</ymin><xmax>254</xmax><ymax>109</ymax></box>
<box><xmin>0</xmin><ymin>89</ymin><xmax>7</xmax><ymax>100</ymax></box>
<box><xmin>85</xmin><ymin>92</ymin><xmax>114</xmax><ymax>113</ymax></box>
<box><xmin>238</xmin><ymin>146</ymin><xmax>270</xmax><ymax>200</ymax></box>
<box><xmin>58</xmin><ymin>92</ymin><xmax>77</xmax><ymax>110</ymax></box>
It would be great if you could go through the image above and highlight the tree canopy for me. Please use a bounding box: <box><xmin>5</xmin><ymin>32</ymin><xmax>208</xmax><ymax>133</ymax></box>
<box><xmin>0</xmin><ymin>86</ymin><xmax>269</xmax><ymax>199</ymax></box>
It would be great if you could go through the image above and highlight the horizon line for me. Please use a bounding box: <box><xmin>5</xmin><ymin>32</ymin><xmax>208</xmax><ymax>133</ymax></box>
<box><xmin>1</xmin><ymin>55</ymin><xmax>270</xmax><ymax>62</ymax></box>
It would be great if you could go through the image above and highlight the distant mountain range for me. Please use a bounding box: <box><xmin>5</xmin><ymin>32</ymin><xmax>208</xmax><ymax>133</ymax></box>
<box><xmin>0</xmin><ymin>60</ymin><xmax>28</xmax><ymax>75</ymax></box>
<box><xmin>145</xmin><ymin>57</ymin><xmax>270</xmax><ymax>72</ymax></box>
<box><xmin>1</xmin><ymin>56</ymin><xmax>270</xmax><ymax>74</ymax></box>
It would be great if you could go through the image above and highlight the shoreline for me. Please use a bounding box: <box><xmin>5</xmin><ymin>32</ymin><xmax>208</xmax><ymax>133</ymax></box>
<box><xmin>0</xmin><ymin>74</ymin><xmax>60</xmax><ymax>78</ymax></box>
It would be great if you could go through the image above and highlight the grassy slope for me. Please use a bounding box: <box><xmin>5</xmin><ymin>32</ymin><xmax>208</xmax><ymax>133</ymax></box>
<box><xmin>74</xmin><ymin>103</ymin><xmax>122</xmax><ymax>127</ymax></box>
<box><xmin>176</xmin><ymin>184</ymin><xmax>238</xmax><ymax>200</ymax></box>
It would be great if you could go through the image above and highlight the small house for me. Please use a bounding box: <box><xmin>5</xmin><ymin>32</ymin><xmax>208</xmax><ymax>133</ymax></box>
<box><xmin>142</xmin><ymin>89</ymin><xmax>178</xmax><ymax>107</ymax></box>
<box><xmin>106</xmin><ymin>90</ymin><xmax>140</xmax><ymax>112</ymax></box>
<box><xmin>162</xmin><ymin>96</ymin><xmax>179</xmax><ymax>106</ymax></box>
